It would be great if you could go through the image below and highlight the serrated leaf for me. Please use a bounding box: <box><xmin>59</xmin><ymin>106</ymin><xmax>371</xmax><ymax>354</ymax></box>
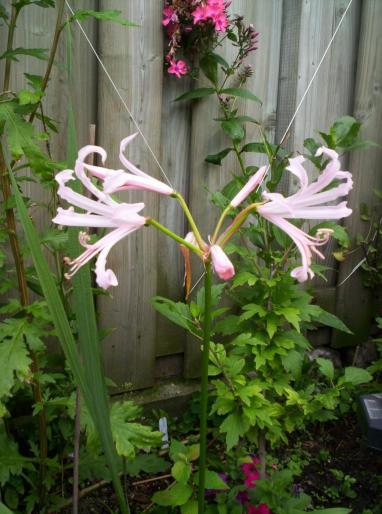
<box><xmin>219</xmin><ymin>412</ymin><xmax>249</xmax><ymax>450</ymax></box>
<box><xmin>282</xmin><ymin>350</ymin><xmax>303</xmax><ymax>377</ymax></box>
<box><xmin>0</xmin><ymin>319</ymin><xmax>31</xmax><ymax>401</ymax></box>
<box><xmin>0</xmin><ymin>501</ymin><xmax>14</xmax><ymax>514</ymax></box>
<box><xmin>194</xmin><ymin>470</ymin><xmax>229</xmax><ymax>490</ymax></box>
<box><xmin>175</xmin><ymin>87</ymin><xmax>215</xmax><ymax>102</ymax></box>
<box><xmin>343</xmin><ymin>367</ymin><xmax>372</xmax><ymax>386</ymax></box>
<box><xmin>312</xmin><ymin>307</ymin><xmax>352</xmax><ymax>334</ymax></box>
<box><xmin>221</xmin><ymin>87</ymin><xmax>262</xmax><ymax>104</ymax></box>
<box><xmin>152</xmin><ymin>483</ymin><xmax>193</xmax><ymax>506</ymax></box>
<box><xmin>312</xmin><ymin>509</ymin><xmax>351</xmax><ymax>514</ymax></box>
<box><xmin>316</xmin><ymin>357</ymin><xmax>334</xmax><ymax>381</ymax></box>
<box><xmin>125</xmin><ymin>454</ymin><xmax>169</xmax><ymax>477</ymax></box>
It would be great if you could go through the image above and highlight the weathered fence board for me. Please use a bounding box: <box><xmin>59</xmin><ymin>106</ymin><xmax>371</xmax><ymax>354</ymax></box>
<box><xmin>334</xmin><ymin>0</ymin><xmax>382</xmax><ymax>347</ymax></box>
<box><xmin>3</xmin><ymin>0</ymin><xmax>382</xmax><ymax>389</ymax></box>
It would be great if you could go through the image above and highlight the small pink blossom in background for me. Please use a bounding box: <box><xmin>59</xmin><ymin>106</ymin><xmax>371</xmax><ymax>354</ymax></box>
<box><xmin>162</xmin><ymin>5</ymin><xmax>178</xmax><ymax>26</ymax></box>
<box><xmin>244</xmin><ymin>470</ymin><xmax>260</xmax><ymax>489</ymax></box>
<box><xmin>210</xmin><ymin>244</ymin><xmax>235</xmax><ymax>280</ymax></box>
<box><xmin>257</xmin><ymin>146</ymin><xmax>353</xmax><ymax>282</ymax></box>
<box><xmin>247</xmin><ymin>503</ymin><xmax>271</xmax><ymax>514</ymax></box>
<box><xmin>192</xmin><ymin>0</ymin><xmax>229</xmax><ymax>32</ymax></box>
<box><xmin>168</xmin><ymin>59</ymin><xmax>188</xmax><ymax>78</ymax></box>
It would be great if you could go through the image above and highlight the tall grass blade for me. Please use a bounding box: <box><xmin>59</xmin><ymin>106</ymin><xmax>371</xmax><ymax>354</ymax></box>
<box><xmin>6</xmin><ymin>151</ymin><xmax>128</xmax><ymax>512</ymax></box>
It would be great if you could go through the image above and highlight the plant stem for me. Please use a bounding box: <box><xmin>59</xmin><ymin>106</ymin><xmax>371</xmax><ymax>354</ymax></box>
<box><xmin>29</xmin><ymin>0</ymin><xmax>66</xmax><ymax>123</ymax></box>
<box><xmin>173</xmin><ymin>192</ymin><xmax>207</xmax><ymax>251</ymax></box>
<box><xmin>72</xmin><ymin>388</ymin><xmax>81</xmax><ymax>514</ymax></box>
<box><xmin>1</xmin><ymin>7</ymin><xmax>49</xmax><ymax>505</ymax></box>
<box><xmin>146</xmin><ymin>218</ymin><xmax>203</xmax><ymax>256</ymax></box>
<box><xmin>258</xmin><ymin>432</ymin><xmax>267</xmax><ymax>479</ymax></box>
<box><xmin>198</xmin><ymin>260</ymin><xmax>213</xmax><ymax>514</ymax></box>
<box><xmin>211</xmin><ymin>205</ymin><xmax>232</xmax><ymax>244</ymax></box>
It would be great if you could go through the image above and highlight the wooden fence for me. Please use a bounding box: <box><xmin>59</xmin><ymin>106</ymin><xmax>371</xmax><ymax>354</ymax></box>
<box><xmin>3</xmin><ymin>0</ymin><xmax>382</xmax><ymax>390</ymax></box>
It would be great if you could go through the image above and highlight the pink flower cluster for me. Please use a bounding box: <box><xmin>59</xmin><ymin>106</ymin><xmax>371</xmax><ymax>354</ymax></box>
<box><xmin>237</xmin><ymin>456</ymin><xmax>271</xmax><ymax>514</ymax></box>
<box><xmin>162</xmin><ymin>0</ymin><xmax>229</xmax><ymax>78</ymax></box>
<box><xmin>192</xmin><ymin>0</ymin><xmax>229</xmax><ymax>32</ymax></box>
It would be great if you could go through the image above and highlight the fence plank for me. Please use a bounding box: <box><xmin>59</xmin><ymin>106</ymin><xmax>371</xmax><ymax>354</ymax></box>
<box><xmin>97</xmin><ymin>1</ymin><xmax>163</xmax><ymax>388</ymax></box>
<box><xmin>334</xmin><ymin>0</ymin><xmax>382</xmax><ymax>347</ymax></box>
<box><xmin>184</xmin><ymin>0</ymin><xmax>283</xmax><ymax>378</ymax></box>
<box><xmin>155</xmin><ymin>74</ymin><xmax>192</xmax><ymax>358</ymax></box>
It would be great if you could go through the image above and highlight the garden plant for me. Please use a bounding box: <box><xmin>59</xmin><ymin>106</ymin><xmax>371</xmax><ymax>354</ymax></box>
<box><xmin>0</xmin><ymin>1</ymin><xmax>381</xmax><ymax>514</ymax></box>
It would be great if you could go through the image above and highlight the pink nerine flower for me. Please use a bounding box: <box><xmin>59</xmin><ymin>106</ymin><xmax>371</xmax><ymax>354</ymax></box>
<box><xmin>257</xmin><ymin>147</ymin><xmax>353</xmax><ymax>282</ymax></box>
<box><xmin>82</xmin><ymin>134</ymin><xmax>175</xmax><ymax>196</ymax></box>
<box><xmin>247</xmin><ymin>504</ymin><xmax>271</xmax><ymax>514</ymax></box>
<box><xmin>168</xmin><ymin>59</ymin><xmax>188</xmax><ymax>78</ymax></box>
<box><xmin>53</xmin><ymin>167</ymin><xmax>145</xmax><ymax>289</ymax></box>
<box><xmin>210</xmin><ymin>244</ymin><xmax>235</xmax><ymax>280</ymax></box>
<box><xmin>230</xmin><ymin>166</ymin><xmax>267</xmax><ymax>207</ymax></box>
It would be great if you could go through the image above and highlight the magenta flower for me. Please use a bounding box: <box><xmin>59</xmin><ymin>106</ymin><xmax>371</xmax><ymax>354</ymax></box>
<box><xmin>192</xmin><ymin>5</ymin><xmax>209</xmax><ymax>24</ymax></box>
<box><xmin>162</xmin><ymin>5</ymin><xmax>178</xmax><ymax>26</ymax></box>
<box><xmin>168</xmin><ymin>59</ymin><xmax>188</xmax><ymax>78</ymax></box>
<box><xmin>192</xmin><ymin>0</ymin><xmax>228</xmax><ymax>32</ymax></box>
<box><xmin>257</xmin><ymin>147</ymin><xmax>353</xmax><ymax>282</ymax></box>
<box><xmin>244</xmin><ymin>470</ymin><xmax>260</xmax><ymax>489</ymax></box>
<box><xmin>248</xmin><ymin>504</ymin><xmax>271</xmax><ymax>514</ymax></box>
<box><xmin>210</xmin><ymin>244</ymin><xmax>235</xmax><ymax>280</ymax></box>
<box><xmin>230</xmin><ymin>166</ymin><xmax>267</xmax><ymax>207</ymax></box>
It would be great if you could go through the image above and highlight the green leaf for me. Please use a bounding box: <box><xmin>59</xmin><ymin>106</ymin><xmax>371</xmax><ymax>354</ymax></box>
<box><xmin>316</xmin><ymin>357</ymin><xmax>334</xmax><ymax>381</ymax></box>
<box><xmin>221</xmin><ymin>87</ymin><xmax>262</xmax><ymax>104</ymax></box>
<box><xmin>151</xmin><ymin>297</ymin><xmax>199</xmax><ymax>336</ymax></box>
<box><xmin>0</xmin><ymin>47</ymin><xmax>48</xmax><ymax>61</ymax></box>
<box><xmin>181</xmin><ymin>500</ymin><xmax>198</xmax><ymax>514</ymax></box>
<box><xmin>0</xmin><ymin>501</ymin><xmax>14</xmax><ymax>514</ymax></box>
<box><xmin>343</xmin><ymin>367</ymin><xmax>373</xmax><ymax>386</ymax></box>
<box><xmin>200</xmin><ymin>53</ymin><xmax>218</xmax><ymax>84</ymax></box>
<box><xmin>205</xmin><ymin>147</ymin><xmax>232</xmax><ymax>165</ymax></box>
<box><xmin>282</xmin><ymin>350</ymin><xmax>303</xmax><ymax>378</ymax></box>
<box><xmin>172</xmin><ymin>460</ymin><xmax>192</xmax><ymax>484</ymax></box>
<box><xmin>329</xmin><ymin>116</ymin><xmax>360</xmax><ymax>148</ymax></box>
<box><xmin>124</xmin><ymin>454</ymin><xmax>169</xmax><ymax>477</ymax></box>
<box><xmin>68</xmin><ymin>9</ymin><xmax>138</xmax><ymax>27</ymax></box>
<box><xmin>175</xmin><ymin>87</ymin><xmax>215</xmax><ymax>102</ymax></box>
<box><xmin>220</xmin><ymin>412</ymin><xmax>249</xmax><ymax>450</ymax></box>
<box><xmin>152</xmin><ymin>483</ymin><xmax>193</xmax><ymax>506</ymax></box>
<box><xmin>312</xmin><ymin>509</ymin><xmax>351</xmax><ymax>514</ymax></box>
<box><xmin>312</xmin><ymin>307</ymin><xmax>352</xmax><ymax>334</ymax></box>
<box><xmin>277</xmin><ymin>307</ymin><xmax>300</xmax><ymax>331</ymax></box>
<box><xmin>221</xmin><ymin>119</ymin><xmax>245</xmax><ymax>142</ymax></box>
<box><xmin>203</xmin><ymin>470</ymin><xmax>229</xmax><ymax>490</ymax></box>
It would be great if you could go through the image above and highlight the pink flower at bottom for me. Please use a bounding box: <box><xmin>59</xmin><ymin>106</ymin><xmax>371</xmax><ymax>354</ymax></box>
<box><xmin>248</xmin><ymin>504</ymin><xmax>271</xmax><ymax>514</ymax></box>
<box><xmin>210</xmin><ymin>244</ymin><xmax>235</xmax><ymax>280</ymax></box>
<box><xmin>168</xmin><ymin>59</ymin><xmax>188</xmax><ymax>78</ymax></box>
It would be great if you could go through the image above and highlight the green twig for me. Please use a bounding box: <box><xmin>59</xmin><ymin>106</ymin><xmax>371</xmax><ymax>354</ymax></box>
<box><xmin>146</xmin><ymin>218</ymin><xmax>204</xmax><ymax>256</ymax></box>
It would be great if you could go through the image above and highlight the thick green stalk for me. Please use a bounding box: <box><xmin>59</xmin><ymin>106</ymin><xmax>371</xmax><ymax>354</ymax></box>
<box><xmin>198</xmin><ymin>260</ymin><xmax>213</xmax><ymax>514</ymax></box>
<box><xmin>146</xmin><ymin>218</ymin><xmax>203</xmax><ymax>256</ymax></box>
<box><xmin>173</xmin><ymin>192</ymin><xmax>207</xmax><ymax>251</ymax></box>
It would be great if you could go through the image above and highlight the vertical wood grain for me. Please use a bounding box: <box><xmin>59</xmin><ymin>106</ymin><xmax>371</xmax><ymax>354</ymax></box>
<box><xmin>184</xmin><ymin>0</ymin><xmax>283</xmax><ymax>378</ymax></box>
<box><xmin>97</xmin><ymin>1</ymin><xmax>163</xmax><ymax>388</ymax></box>
<box><xmin>334</xmin><ymin>0</ymin><xmax>382</xmax><ymax>346</ymax></box>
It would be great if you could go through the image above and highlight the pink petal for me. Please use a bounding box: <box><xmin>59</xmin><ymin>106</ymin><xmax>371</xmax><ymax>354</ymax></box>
<box><xmin>119</xmin><ymin>134</ymin><xmax>149</xmax><ymax>177</ymax></box>
<box><xmin>230</xmin><ymin>166</ymin><xmax>267</xmax><ymax>208</ymax></box>
<box><xmin>210</xmin><ymin>245</ymin><xmax>235</xmax><ymax>280</ymax></box>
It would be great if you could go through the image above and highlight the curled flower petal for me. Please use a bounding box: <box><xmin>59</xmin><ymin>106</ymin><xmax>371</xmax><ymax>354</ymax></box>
<box><xmin>210</xmin><ymin>244</ymin><xmax>235</xmax><ymax>280</ymax></box>
<box><xmin>230</xmin><ymin>166</ymin><xmax>267</xmax><ymax>208</ymax></box>
<box><xmin>257</xmin><ymin>147</ymin><xmax>352</xmax><ymax>282</ymax></box>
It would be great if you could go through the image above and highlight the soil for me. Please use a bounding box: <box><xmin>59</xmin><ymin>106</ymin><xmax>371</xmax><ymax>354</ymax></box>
<box><xmin>60</xmin><ymin>413</ymin><xmax>382</xmax><ymax>514</ymax></box>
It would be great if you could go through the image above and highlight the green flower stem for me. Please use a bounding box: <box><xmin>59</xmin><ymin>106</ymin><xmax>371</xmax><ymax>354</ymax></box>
<box><xmin>145</xmin><ymin>218</ymin><xmax>203</xmax><ymax>256</ymax></box>
<box><xmin>198</xmin><ymin>259</ymin><xmax>213</xmax><ymax>514</ymax></box>
<box><xmin>211</xmin><ymin>204</ymin><xmax>232</xmax><ymax>244</ymax></box>
<box><xmin>217</xmin><ymin>202</ymin><xmax>263</xmax><ymax>247</ymax></box>
<box><xmin>173</xmin><ymin>192</ymin><xmax>207</xmax><ymax>251</ymax></box>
